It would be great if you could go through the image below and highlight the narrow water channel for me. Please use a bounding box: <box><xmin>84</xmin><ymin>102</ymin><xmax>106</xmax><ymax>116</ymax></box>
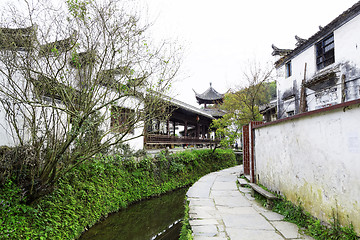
<box><xmin>79</xmin><ymin>188</ymin><xmax>187</xmax><ymax>240</ymax></box>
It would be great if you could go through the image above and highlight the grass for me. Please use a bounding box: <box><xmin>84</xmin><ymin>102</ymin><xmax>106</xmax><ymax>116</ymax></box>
<box><xmin>273</xmin><ymin>199</ymin><xmax>358</xmax><ymax>240</ymax></box>
<box><xmin>0</xmin><ymin>149</ymin><xmax>236</xmax><ymax>239</ymax></box>
<box><xmin>251</xmin><ymin>188</ymin><xmax>359</xmax><ymax>240</ymax></box>
<box><xmin>179</xmin><ymin>198</ymin><xmax>193</xmax><ymax>240</ymax></box>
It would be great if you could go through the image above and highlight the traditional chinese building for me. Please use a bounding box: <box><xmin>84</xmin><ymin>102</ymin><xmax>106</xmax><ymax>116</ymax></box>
<box><xmin>144</xmin><ymin>95</ymin><xmax>219</xmax><ymax>149</ymax></box>
<box><xmin>272</xmin><ymin>1</ymin><xmax>360</xmax><ymax>119</ymax></box>
<box><xmin>193</xmin><ymin>83</ymin><xmax>226</xmax><ymax>118</ymax></box>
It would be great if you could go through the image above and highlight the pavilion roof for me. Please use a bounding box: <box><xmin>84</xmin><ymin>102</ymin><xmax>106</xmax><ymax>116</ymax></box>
<box><xmin>193</xmin><ymin>83</ymin><xmax>224</xmax><ymax>105</ymax></box>
<box><xmin>162</xmin><ymin>94</ymin><xmax>214</xmax><ymax>120</ymax></box>
<box><xmin>273</xmin><ymin>1</ymin><xmax>360</xmax><ymax>68</ymax></box>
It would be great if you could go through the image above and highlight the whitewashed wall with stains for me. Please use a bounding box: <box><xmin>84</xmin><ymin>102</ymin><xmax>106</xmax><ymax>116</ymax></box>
<box><xmin>254</xmin><ymin>104</ymin><xmax>360</xmax><ymax>233</ymax></box>
<box><xmin>276</xmin><ymin>11</ymin><xmax>360</xmax><ymax>119</ymax></box>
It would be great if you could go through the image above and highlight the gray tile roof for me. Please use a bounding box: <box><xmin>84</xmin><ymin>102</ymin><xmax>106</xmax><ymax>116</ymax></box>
<box><xmin>275</xmin><ymin>1</ymin><xmax>360</xmax><ymax>67</ymax></box>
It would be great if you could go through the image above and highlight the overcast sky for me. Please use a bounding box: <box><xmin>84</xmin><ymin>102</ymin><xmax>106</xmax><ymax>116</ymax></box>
<box><xmin>1</xmin><ymin>0</ymin><xmax>358</xmax><ymax>106</ymax></box>
<box><xmin>139</xmin><ymin>0</ymin><xmax>359</xmax><ymax>106</ymax></box>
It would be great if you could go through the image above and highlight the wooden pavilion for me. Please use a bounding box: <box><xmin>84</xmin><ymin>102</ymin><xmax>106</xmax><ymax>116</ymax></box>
<box><xmin>193</xmin><ymin>83</ymin><xmax>226</xmax><ymax>119</ymax></box>
<box><xmin>193</xmin><ymin>83</ymin><xmax>224</xmax><ymax>107</ymax></box>
<box><xmin>144</xmin><ymin>95</ymin><xmax>219</xmax><ymax>148</ymax></box>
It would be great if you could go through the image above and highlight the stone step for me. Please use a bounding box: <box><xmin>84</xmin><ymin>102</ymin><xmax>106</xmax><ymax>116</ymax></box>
<box><xmin>237</xmin><ymin>178</ymin><xmax>249</xmax><ymax>187</ymax></box>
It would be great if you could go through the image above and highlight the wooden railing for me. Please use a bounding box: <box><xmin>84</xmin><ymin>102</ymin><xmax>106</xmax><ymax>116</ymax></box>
<box><xmin>145</xmin><ymin>134</ymin><xmax>219</xmax><ymax>145</ymax></box>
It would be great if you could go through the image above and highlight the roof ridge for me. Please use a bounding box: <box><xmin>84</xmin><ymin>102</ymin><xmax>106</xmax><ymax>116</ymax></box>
<box><xmin>275</xmin><ymin>1</ymin><xmax>360</xmax><ymax>66</ymax></box>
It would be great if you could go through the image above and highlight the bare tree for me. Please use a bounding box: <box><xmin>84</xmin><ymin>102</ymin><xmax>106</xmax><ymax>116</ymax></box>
<box><xmin>212</xmin><ymin>61</ymin><xmax>274</xmax><ymax>148</ymax></box>
<box><xmin>0</xmin><ymin>0</ymin><xmax>182</xmax><ymax>202</ymax></box>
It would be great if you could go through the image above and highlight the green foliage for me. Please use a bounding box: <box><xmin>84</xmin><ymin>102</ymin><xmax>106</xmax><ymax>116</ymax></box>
<box><xmin>0</xmin><ymin>149</ymin><xmax>236</xmax><ymax>239</ymax></box>
<box><xmin>273</xmin><ymin>198</ymin><xmax>359</xmax><ymax>240</ymax></box>
<box><xmin>179</xmin><ymin>198</ymin><xmax>193</xmax><ymax>240</ymax></box>
<box><xmin>66</xmin><ymin>0</ymin><xmax>89</xmax><ymax>20</ymax></box>
<box><xmin>211</xmin><ymin>113</ymin><xmax>240</xmax><ymax>148</ymax></box>
<box><xmin>211</xmin><ymin>81</ymin><xmax>276</xmax><ymax>148</ymax></box>
<box><xmin>0</xmin><ymin>0</ymin><xmax>183</xmax><ymax>205</ymax></box>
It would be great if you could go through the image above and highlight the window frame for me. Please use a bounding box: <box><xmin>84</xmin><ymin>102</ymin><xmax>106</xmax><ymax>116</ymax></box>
<box><xmin>285</xmin><ymin>61</ymin><xmax>292</xmax><ymax>78</ymax></box>
<box><xmin>316</xmin><ymin>33</ymin><xmax>335</xmax><ymax>70</ymax></box>
<box><xmin>110</xmin><ymin>106</ymin><xmax>136</xmax><ymax>134</ymax></box>
<box><xmin>287</xmin><ymin>110</ymin><xmax>294</xmax><ymax>117</ymax></box>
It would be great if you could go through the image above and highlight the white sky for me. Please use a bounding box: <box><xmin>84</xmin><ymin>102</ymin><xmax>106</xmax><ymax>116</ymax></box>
<box><xmin>139</xmin><ymin>0</ymin><xmax>359</xmax><ymax>106</ymax></box>
<box><xmin>1</xmin><ymin>0</ymin><xmax>358</xmax><ymax>106</ymax></box>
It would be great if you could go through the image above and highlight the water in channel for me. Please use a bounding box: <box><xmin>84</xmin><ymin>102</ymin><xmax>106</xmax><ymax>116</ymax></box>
<box><xmin>79</xmin><ymin>188</ymin><xmax>187</xmax><ymax>240</ymax></box>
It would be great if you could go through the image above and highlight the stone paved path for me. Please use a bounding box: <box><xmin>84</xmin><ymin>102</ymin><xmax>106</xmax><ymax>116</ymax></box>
<box><xmin>186</xmin><ymin>165</ymin><xmax>315</xmax><ymax>240</ymax></box>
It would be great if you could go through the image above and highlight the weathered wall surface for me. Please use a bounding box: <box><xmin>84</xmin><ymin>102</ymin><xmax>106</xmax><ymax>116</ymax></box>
<box><xmin>255</xmin><ymin>103</ymin><xmax>360</xmax><ymax>233</ymax></box>
<box><xmin>276</xmin><ymin>12</ymin><xmax>360</xmax><ymax>118</ymax></box>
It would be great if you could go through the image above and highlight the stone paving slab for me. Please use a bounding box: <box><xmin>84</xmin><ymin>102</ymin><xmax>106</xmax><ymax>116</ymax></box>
<box><xmin>261</xmin><ymin>211</ymin><xmax>285</xmax><ymax>221</ymax></box>
<box><xmin>189</xmin><ymin>206</ymin><xmax>218</xmax><ymax>219</ymax></box>
<box><xmin>217</xmin><ymin>206</ymin><xmax>259</xmax><ymax>215</ymax></box>
<box><xmin>215</xmin><ymin>175</ymin><xmax>237</xmax><ymax>182</ymax></box>
<box><xmin>212</xmin><ymin>181</ymin><xmax>237</xmax><ymax>190</ymax></box>
<box><xmin>271</xmin><ymin>221</ymin><xmax>303</xmax><ymax>239</ymax></box>
<box><xmin>187</xmin><ymin>177</ymin><xmax>216</xmax><ymax>198</ymax></box>
<box><xmin>214</xmin><ymin>196</ymin><xmax>252</xmax><ymax>207</ymax></box>
<box><xmin>193</xmin><ymin>237</ymin><xmax>227</xmax><ymax>240</ymax></box>
<box><xmin>186</xmin><ymin>165</ymin><xmax>315</xmax><ymax>240</ymax></box>
<box><xmin>210</xmin><ymin>190</ymin><xmax>242</xmax><ymax>197</ymax></box>
<box><xmin>222</xmin><ymin>214</ymin><xmax>274</xmax><ymax>230</ymax></box>
<box><xmin>188</xmin><ymin>198</ymin><xmax>215</xmax><ymax>207</ymax></box>
<box><xmin>238</xmin><ymin>186</ymin><xmax>252</xmax><ymax>193</ymax></box>
<box><xmin>190</xmin><ymin>219</ymin><xmax>219</xmax><ymax>226</ymax></box>
<box><xmin>226</xmin><ymin>228</ymin><xmax>284</xmax><ymax>240</ymax></box>
<box><xmin>192</xmin><ymin>225</ymin><xmax>218</xmax><ymax>237</ymax></box>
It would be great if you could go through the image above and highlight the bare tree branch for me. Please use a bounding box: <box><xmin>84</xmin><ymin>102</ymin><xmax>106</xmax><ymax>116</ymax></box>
<box><xmin>0</xmin><ymin>0</ymin><xmax>182</xmax><ymax>202</ymax></box>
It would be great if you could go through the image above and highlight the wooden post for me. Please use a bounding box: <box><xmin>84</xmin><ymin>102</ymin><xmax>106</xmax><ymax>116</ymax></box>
<box><xmin>166</xmin><ymin>120</ymin><xmax>170</xmax><ymax>136</ymax></box>
<box><xmin>184</xmin><ymin>121</ymin><xmax>188</xmax><ymax>137</ymax></box>
<box><xmin>173</xmin><ymin>121</ymin><xmax>176</xmax><ymax>136</ymax></box>
<box><xmin>341</xmin><ymin>75</ymin><xmax>346</xmax><ymax>103</ymax></box>
<box><xmin>300</xmin><ymin>63</ymin><xmax>307</xmax><ymax>113</ymax></box>
<box><xmin>156</xmin><ymin>120</ymin><xmax>160</xmax><ymax>133</ymax></box>
<box><xmin>202</xmin><ymin>125</ymin><xmax>207</xmax><ymax>138</ymax></box>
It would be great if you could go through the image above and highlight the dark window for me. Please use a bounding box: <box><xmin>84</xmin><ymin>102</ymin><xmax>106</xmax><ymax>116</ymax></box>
<box><xmin>110</xmin><ymin>106</ymin><xmax>135</xmax><ymax>134</ymax></box>
<box><xmin>316</xmin><ymin>33</ymin><xmax>335</xmax><ymax>70</ymax></box>
<box><xmin>287</xmin><ymin>111</ymin><xmax>294</xmax><ymax>117</ymax></box>
<box><xmin>285</xmin><ymin>61</ymin><xmax>292</xmax><ymax>78</ymax></box>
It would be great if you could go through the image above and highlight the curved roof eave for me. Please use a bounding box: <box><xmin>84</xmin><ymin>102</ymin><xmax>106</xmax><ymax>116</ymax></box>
<box><xmin>275</xmin><ymin>1</ymin><xmax>360</xmax><ymax>68</ymax></box>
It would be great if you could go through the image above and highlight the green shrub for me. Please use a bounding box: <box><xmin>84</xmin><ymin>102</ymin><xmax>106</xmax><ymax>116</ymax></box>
<box><xmin>179</xmin><ymin>198</ymin><xmax>193</xmax><ymax>240</ymax></box>
<box><xmin>0</xmin><ymin>148</ymin><xmax>236</xmax><ymax>239</ymax></box>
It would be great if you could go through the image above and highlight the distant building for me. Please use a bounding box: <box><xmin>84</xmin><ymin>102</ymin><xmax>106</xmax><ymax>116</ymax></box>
<box><xmin>273</xmin><ymin>1</ymin><xmax>360</xmax><ymax>119</ymax></box>
<box><xmin>0</xmin><ymin>26</ymin><xmax>219</xmax><ymax>151</ymax></box>
<box><xmin>259</xmin><ymin>98</ymin><xmax>277</xmax><ymax>122</ymax></box>
<box><xmin>193</xmin><ymin>83</ymin><xmax>226</xmax><ymax>118</ymax></box>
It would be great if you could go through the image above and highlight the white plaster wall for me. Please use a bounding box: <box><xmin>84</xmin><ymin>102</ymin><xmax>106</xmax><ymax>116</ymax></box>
<box><xmin>276</xmin><ymin>13</ymin><xmax>360</xmax><ymax>117</ymax></box>
<box><xmin>100</xmin><ymin>92</ymin><xmax>145</xmax><ymax>151</ymax></box>
<box><xmin>277</xmin><ymin>45</ymin><xmax>316</xmax><ymax>94</ymax></box>
<box><xmin>254</xmin><ymin>105</ymin><xmax>360</xmax><ymax>233</ymax></box>
<box><xmin>0</xmin><ymin>60</ymin><xmax>146</xmax><ymax>150</ymax></box>
<box><xmin>277</xmin><ymin>46</ymin><xmax>316</xmax><ymax>118</ymax></box>
<box><xmin>335</xmin><ymin>14</ymin><xmax>360</xmax><ymax>66</ymax></box>
<box><xmin>292</xmin><ymin>46</ymin><xmax>317</xmax><ymax>81</ymax></box>
<box><xmin>0</xmin><ymin>105</ymin><xmax>16</xmax><ymax>146</ymax></box>
<box><xmin>283</xmin><ymin>13</ymin><xmax>360</xmax><ymax>86</ymax></box>
<box><xmin>276</xmin><ymin>65</ymin><xmax>292</xmax><ymax>91</ymax></box>
<box><xmin>126</xmin><ymin>125</ymin><xmax>144</xmax><ymax>150</ymax></box>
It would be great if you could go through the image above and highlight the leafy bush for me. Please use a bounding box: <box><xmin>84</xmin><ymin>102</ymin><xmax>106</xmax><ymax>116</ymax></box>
<box><xmin>0</xmin><ymin>148</ymin><xmax>236</xmax><ymax>239</ymax></box>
